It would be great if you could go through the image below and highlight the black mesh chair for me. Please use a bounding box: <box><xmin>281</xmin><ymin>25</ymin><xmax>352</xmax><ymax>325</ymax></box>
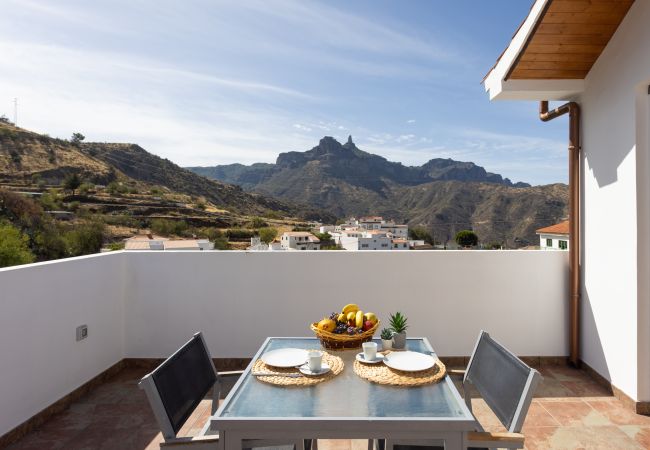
<box><xmin>139</xmin><ymin>332</ymin><xmax>308</xmax><ymax>450</ymax></box>
<box><xmin>377</xmin><ymin>330</ymin><xmax>542</xmax><ymax>450</ymax></box>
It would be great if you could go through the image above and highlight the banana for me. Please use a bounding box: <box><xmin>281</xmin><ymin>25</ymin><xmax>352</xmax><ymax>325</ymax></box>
<box><xmin>355</xmin><ymin>310</ymin><xmax>364</xmax><ymax>328</ymax></box>
<box><xmin>347</xmin><ymin>311</ymin><xmax>357</xmax><ymax>322</ymax></box>
<box><xmin>341</xmin><ymin>303</ymin><xmax>359</xmax><ymax>315</ymax></box>
<box><xmin>337</xmin><ymin>313</ymin><xmax>347</xmax><ymax>323</ymax></box>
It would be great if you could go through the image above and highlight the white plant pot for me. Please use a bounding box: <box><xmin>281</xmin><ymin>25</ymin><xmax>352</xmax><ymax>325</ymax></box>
<box><xmin>381</xmin><ymin>339</ymin><xmax>393</xmax><ymax>351</ymax></box>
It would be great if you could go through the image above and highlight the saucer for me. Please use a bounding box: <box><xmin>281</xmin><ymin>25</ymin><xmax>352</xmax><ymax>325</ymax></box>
<box><xmin>298</xmin><ymin>362</ymin><xmax>331</xmax><ymax>376</ymax></box>
<box><xmin>355</xmin><ymin>352</ymin><xmax>385</xmax><ymax>364</ymax></box>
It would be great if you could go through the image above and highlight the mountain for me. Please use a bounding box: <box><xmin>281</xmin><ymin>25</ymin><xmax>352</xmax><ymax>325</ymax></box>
<box><xmin>0</xmin><ymin>122</ymin><xmax>333</xmax><ymax>221</ymax></box>
<box><xmin>188</xmin><ymin>136</ymin><xmax>567</xmax><ymax>247</ymax></box>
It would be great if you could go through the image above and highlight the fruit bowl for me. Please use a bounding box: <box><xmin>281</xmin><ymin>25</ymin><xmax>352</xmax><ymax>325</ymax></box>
<box><xmin>310</xmin><ymin>320</ymin><xmax>380</xmax><ymax>350</ymax></box>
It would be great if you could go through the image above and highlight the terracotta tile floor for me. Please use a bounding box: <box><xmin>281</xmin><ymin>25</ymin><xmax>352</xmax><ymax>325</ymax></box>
<box><xmin>5</xmin><ymin>365</ymin><xmax>650</xmax><ymax>450</ymax></box>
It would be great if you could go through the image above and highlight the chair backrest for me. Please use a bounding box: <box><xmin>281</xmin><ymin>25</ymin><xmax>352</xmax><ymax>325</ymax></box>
<box><xmin>139</xmin><ymin>332</ymin><xmax>217</xmax><ymax>440</ymax></box>
<box><xmin>464</xmin><ymin>330</ymin><xmax>541</xmax><ymax>432</ymax></box>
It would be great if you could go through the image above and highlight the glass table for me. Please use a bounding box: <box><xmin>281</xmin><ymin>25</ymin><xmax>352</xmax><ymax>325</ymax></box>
<box><xmin>211</xmin><ymin>338</ymin><xmax>476</xmax><ymax>450</ymax></box>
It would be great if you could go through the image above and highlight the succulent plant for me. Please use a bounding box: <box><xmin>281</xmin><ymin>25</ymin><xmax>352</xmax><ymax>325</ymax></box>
<box><xmin>388</xmin><ymin>312</ymin><xmax>408</xmax><ymax>333</ymax></box>
<box><xmin>380</xmin><ymin>327</ymin><xmax>394</xmax><ymax>340</ymax></box>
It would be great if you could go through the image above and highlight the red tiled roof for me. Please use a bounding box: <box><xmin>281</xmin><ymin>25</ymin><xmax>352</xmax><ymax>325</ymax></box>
<box><xmin>536</xmin><ymin>221</ymin><xmax>569</xmax><ymax>235</ymax></box>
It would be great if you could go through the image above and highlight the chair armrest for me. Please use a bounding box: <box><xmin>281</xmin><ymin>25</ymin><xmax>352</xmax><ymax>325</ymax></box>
<box><xmin>467</xmin><ymin>431</ymin><xmax>524</xmax><ymax>449</ymax></box>
<box><xmin>217</xmin><ymin>370</ymin><xmax>244</xmax><ymax>377</ymax></box>
<box><xmin>160</xmin><ymin>435</ymin><xmax>219</xmax><ymax>448</ymax></box>
<box><xmin>448</xmin><ymin>369</ymin><xmax>466</xmax><ymax>377</ymax></box>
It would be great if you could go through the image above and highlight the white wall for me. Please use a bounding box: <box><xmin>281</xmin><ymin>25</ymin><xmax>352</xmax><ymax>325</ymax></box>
<box><xmin>0</xmin><ymin>250</ymin><xmax>569</xmax><ymax>437</ymax></box>
<box><xmin>123</xmin><ymin>251</ymin><xmax>568</xmax><ymax>359</ymax></box>
<box><xmin>0</xmin><ymin>253</ymin><xmax>125</xmax><ymax>437</ymax></box>
<box><xmin>579</xmin><ymin>0</ymin><xmax>650</xmax><ymax>401</ymax></box>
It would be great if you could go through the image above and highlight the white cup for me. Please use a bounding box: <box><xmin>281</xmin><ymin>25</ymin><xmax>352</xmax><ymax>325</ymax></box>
<box><xmin>362</xmin><ymin>342</ymin><xmax>378</xmax><ymax>361</ymax></box>
<box><xmin>308</xmin><ymin>350</ymin><xmax>323</xmax><ymax>372</ymax></box>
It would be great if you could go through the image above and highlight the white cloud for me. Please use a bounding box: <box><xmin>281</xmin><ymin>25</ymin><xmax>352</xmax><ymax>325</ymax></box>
<box><xmin>407</xmin><ymin>119</ymin><xmax>416</xmax><ymax>123</ymax></box>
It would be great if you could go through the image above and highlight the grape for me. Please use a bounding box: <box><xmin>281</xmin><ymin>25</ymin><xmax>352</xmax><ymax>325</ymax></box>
<box><xmin>347</xmin><ymin>326</ymin><xmax>356</xmax><ymax>335</ymax></box>
<box><xmin>329</xmin><ymin>312</ymin><xmax>338</xmax><ymax>320</ymax></box>
<box><xmin>357</xmin><ymin>328</ymin><xmax>364</xmax><ymax>334</ymax></box>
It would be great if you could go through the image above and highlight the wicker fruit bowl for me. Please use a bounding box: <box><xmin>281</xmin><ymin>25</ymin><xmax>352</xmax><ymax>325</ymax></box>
<box><xmin>310</xmin><ymin>321</ymin><xmax>380</xmax><ymax>350</ymax></box>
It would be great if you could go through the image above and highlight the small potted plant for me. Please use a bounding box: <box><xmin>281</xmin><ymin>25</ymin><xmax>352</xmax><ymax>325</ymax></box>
<box><xmin>389</xmin><ymin>312</ymin><xmax>408</xmax><ymax>349</ymax></box>
<box><xmin>380</xmin><ymin>328</ymin><xmax>394</xmax><ymax>350</ymax></box>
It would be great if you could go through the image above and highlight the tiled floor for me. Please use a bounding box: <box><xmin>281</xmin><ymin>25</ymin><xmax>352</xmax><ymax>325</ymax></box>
<box><xmin>5</xmin><ymin>365</ymin><xmax>650</xmax><ymax>450</ymax></box>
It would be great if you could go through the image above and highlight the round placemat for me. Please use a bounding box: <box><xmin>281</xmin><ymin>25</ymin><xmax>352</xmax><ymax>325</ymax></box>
<box><xmin>253</xmin><ymin>351</ymin><xmax>344</xmax><ymax>386</ymax></box>
<box><xmin>353</xmin><ymin>354</ymin><xmax>446</xmax><ymax>386</ymax></box>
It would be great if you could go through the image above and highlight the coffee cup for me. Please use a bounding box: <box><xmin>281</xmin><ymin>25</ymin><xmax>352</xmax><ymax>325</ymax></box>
<box><xmin>362</xmin><ymin>342</ymin><xmax>378</xmax><ymax>361</ymax></box>
<box><xmin>308</xmin><ymin>350</ymin><xmax>323</xmax><ymax>372</ymax></box>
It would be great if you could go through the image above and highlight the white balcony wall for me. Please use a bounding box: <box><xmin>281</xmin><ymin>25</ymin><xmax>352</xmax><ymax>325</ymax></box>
<box><xmin>0</xmin><ymin>253</ymin><xmax>125</xmax><ymax>437</ymax></box>
<box><xmin>0</xmin><ymin>250</ymin><xmax>568</xmax><ymax>438</ymax></box>
<box><xmin>123</xmin><ymin>251</ymin><xmax>569</xmax><ymax>359</ymax></box>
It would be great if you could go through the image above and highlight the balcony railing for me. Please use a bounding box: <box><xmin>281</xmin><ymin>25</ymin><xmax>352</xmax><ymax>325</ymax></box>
<box><xmin>0</xmin><ymin>249</ymin><xmax>568</xmax><ymax>438</ymax></box>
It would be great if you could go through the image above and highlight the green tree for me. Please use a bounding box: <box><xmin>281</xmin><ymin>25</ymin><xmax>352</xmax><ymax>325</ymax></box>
<box><xmin>34</xmin><ymin>224</ymin><xmax>68</xmax><ymax>260</ymax></box>
<box><xmin>63</xmin><ymin>173</ymin><xmax>81</xmax><ymax>195</ymax></box>
<box><xmin>0</xmin><ymin>222</ymin><xmax>35</xmax><ymax>267</ymax></box>
<box><xmin>409</xmin><ymin>226</ymin><xmax>434</xmax><ymax>245</ymax></box>
<box><xmin>455</xmin><ymin>230</ymin><xmax>478</xmax><ymax>248</ymax></box>
<box><xmin>63</xmin><ymin>221</ymin><xmax>105</xmax><ymax>256</ymax></box>
<box><xmin>71</xmin><ymin>132</ymin><xmax>85</xmax><ymax>144</ymax></box>
<box><xmin>248</xmin><ymin>217</ymin><xmax>268</xmax><ymax>229</ymax></box>
<box><xmin>258</xmin><ymin>227</ymin><xmax>278</xmax><ymax>244</ymax></box>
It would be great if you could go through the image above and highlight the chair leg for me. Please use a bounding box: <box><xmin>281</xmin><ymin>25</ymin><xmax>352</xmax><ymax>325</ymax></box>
<box><xmin>311</xmin><ymin>439</ymin><xmax>318</xmax><ymax>450</ymax></box>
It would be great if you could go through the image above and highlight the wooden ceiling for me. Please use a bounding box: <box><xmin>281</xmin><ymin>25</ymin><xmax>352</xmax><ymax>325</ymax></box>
<box><xmin>507</xmin><ymin>0</ymin><xmax>635</xmax><ymax>80</ymax></box>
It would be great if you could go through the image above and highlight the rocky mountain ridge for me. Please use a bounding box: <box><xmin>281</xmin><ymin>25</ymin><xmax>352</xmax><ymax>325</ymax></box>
<box><xmin>188</xmin><ymin>136</ymin><xmax>567</xmax><ymax>247</ymax></box>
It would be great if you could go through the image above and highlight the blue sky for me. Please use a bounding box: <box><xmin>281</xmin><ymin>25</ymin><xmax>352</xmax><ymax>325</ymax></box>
<box><xmin>0</xmin><ymin>0</ymin><xmax>569</xmax><ymax>185</ymax></box>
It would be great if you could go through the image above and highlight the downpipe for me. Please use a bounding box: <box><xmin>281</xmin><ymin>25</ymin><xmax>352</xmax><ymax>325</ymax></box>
<box><xmin>539</xmin><ymin>100</ymin><xmax>581</xmax><ymax>367</ymax></box>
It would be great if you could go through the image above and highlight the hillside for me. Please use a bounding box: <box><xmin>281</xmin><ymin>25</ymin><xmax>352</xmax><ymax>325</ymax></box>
<box><xmin>0</xmin><ymin>122</ymin><xmax>333</xmax><ymax>222</ymax></box>
<box><xmin>188</xmin><ymin>136</ymin><xmax>568</xmax><ymax>247</ymax></box>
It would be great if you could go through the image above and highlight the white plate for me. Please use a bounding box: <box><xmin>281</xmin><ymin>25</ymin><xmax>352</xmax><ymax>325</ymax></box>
<box><xmin>298</xmin><ymin>362</ymin><xmax>331</xmax><ymax>376</ymax></box>
<box><xmin>383</xmin><ymin>351</ymin><xmax>436</xmax><ymax>372</ymax></box>
<box><xmin>261</xmin><ymin>348</ymin><xmax>309</xmax><ymax>368</ymax></box>
<box><xmin>355</xmin><ymin>352</ymin><xmax>385</xmax><ymax>364</ymax></box>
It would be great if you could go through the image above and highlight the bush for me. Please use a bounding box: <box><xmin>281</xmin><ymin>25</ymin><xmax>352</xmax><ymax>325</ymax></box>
<box><xmin>409</xmin><ymin>226</ymin><xmax>434</xmax><ymax>245</ymax></box>
<box><xmin>150</xmin><ymin>218</ymin><xmax>188</xmax><ymax>236</ymax></box>
<box><xmin>63</xmin><ymin>173</ymin><xmax>81</xmax><ymax>195</ymax></box>
<box><xmin>314</xmin><ymin>232</ymin><xmax>331</xmax><ymax>242</ymax></box>
<box><xmin>247</xmin><ymin>217</ymin><xmax>268</xmax><ymax>229</ymax></box>
<box><xmin>225</xmin><ymin>228</ymin><xmax>255</xmax><ymax>241</ymax></box>
<box><xmin>107</xmin><ymin>242</ymin><xmax>125</xmax><ymax>251</ymax></box>
<box><xmin>455</xmin><ymin>230</ymin><xmax>478</xmax><ymax>248</ymax></box>
<box><xmin>258</xmin><ymin>227</ymin><xmax>278</xmax><ymax>244</ymax></box>
<box><xmin>63</xmin><ymin>221</ymin><xmax>105</xmax><ymax>256</ymax></box>
<box><xmin>107</xmin><ymin>181</ymin><xmax>128</xmax><ymax>195</ymax></box>
<box><xmin>40</xmin><ymin>189</ymin><xmax>63</xmax><ymax>211</ymax></box>
<box><xmin>78</xmin><ymin>182</ymin><xmax>94</xmax><ymax>195</ymax></box>
<box><xmin>208</xmin><ymin>229</ymin><xmax>230</xmax><ymax>250</ymax></box>
<box><xmin>264</xmin><ymin>210</ymin><xmax>283</xmax><ymax>220</ymax></box>
<box><xmin>0</xmin><ymin>222</ymin><xmax>35</xmax><ymax>267</ymax></box>
<box><xmin>34</xmin><ymin>224</ymin><xmax>68</xmax><ymax>260</ymax></box>
<box><xmin>0</xmin><ymin>189</ymin><xmax>43</xmax><ymax>227</ymax></box>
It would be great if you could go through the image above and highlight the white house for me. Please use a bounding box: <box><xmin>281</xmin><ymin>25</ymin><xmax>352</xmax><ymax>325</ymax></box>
<box><xmin>484</xmin><ymin>0</ymin><xmax>650</xmax><ymax>412</ymax></box>
<box><xmin>340</xmin><ymin>230</ymin><xmax>392</xmax><ymax>251</ymax></box>
<box><xmin>123</xmin><ymin>234</ymin><xmax>214</xmax><ymax>251</ymax></box>
<box><xmin>536</xmin><ymin>221</ymin><xmax>569</xmax><ymax>251</ymax></box>
<box><xmin>334</xmin><ymin>216</ymin><xmax>409</xmax><ymax>238</ymax></box>
<box><xmin>280</xmin><ymin>232</ymin><xmax>321</xmax><ymax>250</ymax></box>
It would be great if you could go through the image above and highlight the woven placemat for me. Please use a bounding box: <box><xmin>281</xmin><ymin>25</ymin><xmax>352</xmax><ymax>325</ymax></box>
<box><xmin>252</xmin><ymin>351</ymin><xmax>344</xmax><ymax>386</ymax></box>
<box><xmin>353</xmin><ymin>354</ymin><xmax>446</xmax><ymax>386</ymax></box>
